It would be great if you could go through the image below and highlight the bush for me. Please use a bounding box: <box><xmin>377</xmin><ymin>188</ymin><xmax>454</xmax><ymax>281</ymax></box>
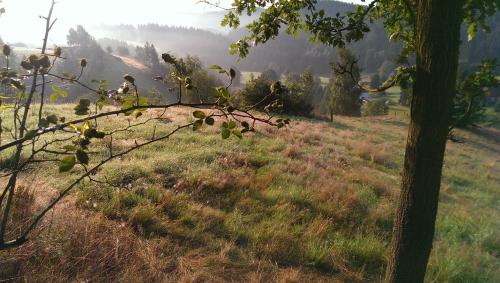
<box><xmin>281</xmin><ymin>82</ymin><xmax>314</xmax><ymax>117</ymax></box>
<box><xmin>238</xmin><ymin>71</ymin><xmax>315</xmax><ymax>117</ymax></box>
<box><xmin>362</xmin><ymin>99</ymin><xmax>389</xmax><ymax>116</ymax></box>
<box><xmin>237</xmin><ymin>75</ymin><xmax>274</xmax><ymax>109</ymax></box>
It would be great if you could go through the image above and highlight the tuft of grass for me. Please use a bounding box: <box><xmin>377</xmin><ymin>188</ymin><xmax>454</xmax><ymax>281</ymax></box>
<box><xmin>102</xmin><ymin>190</ymin><xmax>146</xmax><ymax>219</ymax></box>
<box><xmin>348</xmin><ymin>140</ymin><xmax>392</xmax><ymax>166</ymax></box>
<box><xmin>333</xmin><ymin>233</ymin><xmax>387</xmax><ymax>275</ymax></box>
<box><xmin>129</xmin><ymin>205</ymin><xmax>167</xmax><ymax>237</ymax></box>
<box><xmin>283</xmin><ymin>143</ymin><xmax>302</xmax><ymax>159</ymax></box>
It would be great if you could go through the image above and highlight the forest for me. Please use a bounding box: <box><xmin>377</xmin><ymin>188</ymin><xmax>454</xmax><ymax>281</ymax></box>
<box><xmin>0</xmin><ymin>0</ymin><xmax>499</xmax><ymax>282</ymax></box>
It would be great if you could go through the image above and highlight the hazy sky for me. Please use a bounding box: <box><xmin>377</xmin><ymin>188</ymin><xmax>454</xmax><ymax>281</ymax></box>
<box><xmin>0</xmin><ymin>0</ymin><xmax>368</xmax><ymax>44</ymax></box>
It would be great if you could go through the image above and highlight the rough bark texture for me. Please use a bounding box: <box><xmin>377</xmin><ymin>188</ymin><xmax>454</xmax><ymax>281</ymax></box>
<box><xmin>385</xmin><ymin>0</ymin><xmax>463</xmax><ymax>282</ymax></box>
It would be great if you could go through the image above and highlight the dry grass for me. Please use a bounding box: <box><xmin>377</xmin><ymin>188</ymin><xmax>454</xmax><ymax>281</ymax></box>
<box><xmin>1</xmin><ymin>105</ymin><xmax>498</xmax><ymax>282</ymax></box>
<box><xmin>0</xmin><ymin>183</ymin><xmax>165</xmax><ymax>282</ymax></box>
<box><xmin>347</xmin><ymin>140</ymin><xmax>392</xmax><ymax>165</ymax></box>
<box><xmin>347</xmin><ymin>167</ymin><xmax>398</xmax><ymax>198</ymax></box>
<box><xmin>283</xmin><ymin>143</ymin><xmax>302</xmax><ymax>159</ymax></box>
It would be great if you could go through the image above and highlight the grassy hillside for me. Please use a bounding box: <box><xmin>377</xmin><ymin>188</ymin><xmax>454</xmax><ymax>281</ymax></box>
<box><xmin>1</xmin><ymin>105</ymin><xmax>499</xmax><ymax>282</ymax></box>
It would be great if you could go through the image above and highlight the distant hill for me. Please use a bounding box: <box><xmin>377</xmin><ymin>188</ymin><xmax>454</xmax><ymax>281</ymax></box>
<box><xmin>91</xmin><ymin>0</ymin><xmax>498</xmax><ymax>77</ymax></box>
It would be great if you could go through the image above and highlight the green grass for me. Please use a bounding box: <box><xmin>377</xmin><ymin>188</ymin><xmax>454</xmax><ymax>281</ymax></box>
<box><xmin>482</xmin><ymin>107</ymin><xmax>500</xmax><ymax>129</ymax></box>
<box><xmin>1</xmin><ymin>104</ymin><xmax>499</xmax><ymax>282</ymax></box>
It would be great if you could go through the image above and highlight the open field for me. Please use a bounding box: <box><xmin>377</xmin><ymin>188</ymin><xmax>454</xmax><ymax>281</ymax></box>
<box><xmin>1</xmin><ymin>105</ymin><xmax>499</xmax><ymax>282</ymax></box>
<box><xmin>241</xmin><ymin>72</ymin><xmax>263</xmax><ymax>84</ymax></box>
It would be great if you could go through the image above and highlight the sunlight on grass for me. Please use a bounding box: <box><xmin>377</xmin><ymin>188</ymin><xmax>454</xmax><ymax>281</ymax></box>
<box><xmin>1</xmin><ymin>104</ymin><xmax>498</xmax><ymax>282</ymax></box>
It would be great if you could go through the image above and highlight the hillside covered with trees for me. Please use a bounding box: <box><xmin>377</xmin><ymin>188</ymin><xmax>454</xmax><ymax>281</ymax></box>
<box><xmin>92</xmin><ymin>0</ymin><xmax>499</xmax><ymax>76</ymax></box>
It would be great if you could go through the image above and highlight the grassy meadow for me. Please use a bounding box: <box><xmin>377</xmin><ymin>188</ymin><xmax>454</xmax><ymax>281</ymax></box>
<box><xmin>0</xmin><ymin>104</ymin><xmax>499</xmax><ymax>282</ymax></box>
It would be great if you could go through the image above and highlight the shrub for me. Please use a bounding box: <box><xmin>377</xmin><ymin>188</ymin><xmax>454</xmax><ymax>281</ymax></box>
<box><xmin>362</xmin><ymin>99</ymin><xmax>389</xmax><ymax>116</ymax></box>
<box><xmin>237</xmin><ymin>75</ymin><xmax>275</xmax><ymax>109</ymax></box>
<box><xmin>238</xmin><ymin>71</ymin><xmax>315</xmax><ymax>117</ymax></box>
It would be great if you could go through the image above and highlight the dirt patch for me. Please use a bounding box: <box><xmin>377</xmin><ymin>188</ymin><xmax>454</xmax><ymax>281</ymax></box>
<box><xmin>113</xmin><ymin>55</ymin><xmax>148</xmax><ymax>71</ymax></box>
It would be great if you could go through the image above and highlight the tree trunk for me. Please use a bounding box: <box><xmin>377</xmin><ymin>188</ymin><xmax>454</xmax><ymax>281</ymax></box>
<box><xmin>385</xmin><ymin>0</ymin><xmax>463</xmax><ymax>282</ymax></box>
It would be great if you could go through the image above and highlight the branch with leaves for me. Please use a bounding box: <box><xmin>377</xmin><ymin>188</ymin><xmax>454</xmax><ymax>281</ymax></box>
<box><xmin>201</xmin><ymin>0</ymin><xmax>380</xmax><ymax>57</ymax></box>
<box><xmin>0</xmin><ymin>1</ymin><xmax>288</xmax><ymax>250</ymax></box>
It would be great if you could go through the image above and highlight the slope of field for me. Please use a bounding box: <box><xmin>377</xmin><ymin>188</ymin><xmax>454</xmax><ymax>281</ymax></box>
<box><xmin>1</xmin><ymin>106</ymin><xmax>499</xmax><ymax>282</ymax></box>
<box><xmin>113</xmin><ymin>54</ymin><xmax>148</xmax><ymax>71</ymax></box>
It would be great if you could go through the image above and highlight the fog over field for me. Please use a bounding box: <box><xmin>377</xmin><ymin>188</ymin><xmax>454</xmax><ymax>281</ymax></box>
<box><xmin>0</xmin><ymin>0</ymin><xmax>366</xmax><ymax>44</ymax></box>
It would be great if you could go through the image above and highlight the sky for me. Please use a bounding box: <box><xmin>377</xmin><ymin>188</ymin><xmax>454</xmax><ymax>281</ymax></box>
<box><xmin>0</xmin><ymin>0</ymin><xmax>368</xmax><ymax>45</ymax></box>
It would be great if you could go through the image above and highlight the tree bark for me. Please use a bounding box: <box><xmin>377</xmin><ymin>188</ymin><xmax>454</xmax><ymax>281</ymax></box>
<box><xmin>385</xmin><ymin>0</ymin><xmax>463</xmax><ymax>282</ymax></box>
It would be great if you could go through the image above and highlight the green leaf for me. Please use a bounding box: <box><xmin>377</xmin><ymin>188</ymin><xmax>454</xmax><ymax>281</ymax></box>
<box><xmin>230</xmin><ymin>68</ymin><xmax>236</xmax><ymax>79</ymax></box>
<box><xmin>121</xmin><ymin>97</ymin><xmax>135</xmax><ymax>112</ymax></box>
<box><xmin>80</xmin><ymin>121</ymin><xmax>90</xmax><ymax>137</ymax></box>
<box><xmin>270</xmin><ymin>81</ymin><xmax>283</xmax><ymax>94</ymax></box>
<box><xmin>133</xmin><ymin>110</ymin><xmax>143</xmax><ymax>118</ymax></box>
<box><xmin>232</xmin><ymin>129</ymin><xmax>243</xmax><ymax>139</ymax></box>
<box><xmin>97</xmin><ymin>97</ymin><xmax>107</xmax><ymax>110</ymax></box>
<box><xmin>46</xmin><ymin>114</ymin><xmax>58</xmax><ymax>124</ymax></box>
<box><xmin>24</xmin><ymin>129</ymin><xmax>37</xmax><ymax>139</ymax></box>
<box><xmin>205</xmin><ymin>117</ymin><xmax>215</xmax><ymax>126</ymax></box>
<box><xmin>228</xmin><ymin>120</ymin><xmax>236</xmax><ymax>129</ymax></box>
<box><xmin>52</xmin><ymin>84</ymin><xmax>62</xmax><ymax>92</ymax></box>
<box><xmin>49</xmin><ymin>92</ymin><xmax>60</xmax><ymax>103</ymax></box>
<box><xmin>123</xmin><ymin>74</ymin><xmax>135</xmax><ymax>84</ymax></box>
<box><xmin>9</xmin><ymin>79</ymin><xmax>22</xmax><ymax>90</ymax></box>
<box><xmin>137</xmin><ymin>96</ymin><xmax>149</xmax><ymax>106</ymax></box>
<box><xmin>68</xmin><ymin>123</ymin><xmax>79</xmax><ymax>132</ymax></box>
<box><xmin>241</xmin><ymin>121</ymin><xmax>250</xmax><ymax>129</ymax></box>
<box><xmin>193</xmin><ymin>119</ymin><xmax>203</xmax><ymax>131</ymax></box>
<box><xmin>76</xmin><ymin>149</ymin><xmax>89</xmax><ymax>165</ymax></box>
<box><xmin>209</xmin><ymin>65</ymin><xmax>223</xmax><ymax>70</ymax></box>
<box><xmin>59</xmin><ymin>156</ymin><xmax>76</xmax><ymax>172</ymax></box>
<box><xmin>221</xmin><ymin>128</ymin><xmax>231</xmax><ymax>139</ymax></box>
<box><xmin>219</xmin><ymin>87</ymin><xmax>230</xmax><ymax>98</ymax></box>
<box><xmin>193</xmin><ymin>110</ymin><xmax>206</xmax><ymax>119</ymax></box>
<box><xmin>467</xmin><ymin>22</ymin><xmax>477</xmax><ymax>41</ymax></box>
<box><xmin>38</xmin><ymin>118</ymin><xmax>49</xmax><ymax>128</ymax></box>
<box><xmin>161</xmin><ymin>53</ymin><xmax>176</xmax><ymax>64</ymax></box>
